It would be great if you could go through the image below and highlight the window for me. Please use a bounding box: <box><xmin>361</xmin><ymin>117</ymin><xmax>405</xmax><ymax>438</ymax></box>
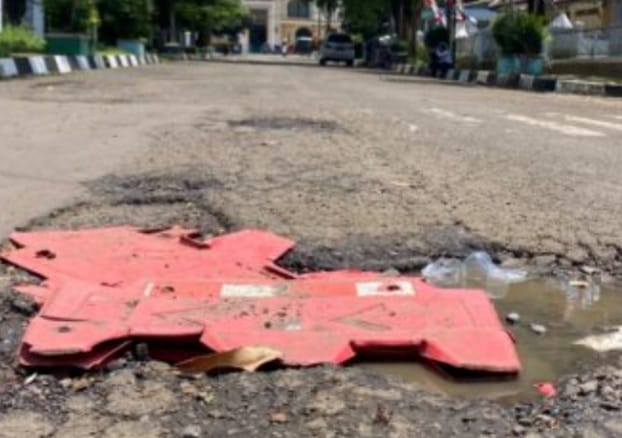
<box><xmin>327</xmin><ymin>34</ymin><xmax>352</xmax><ymax>44</ymax></box>
<box><xmin>287</xmin><ymin>1</ymin><xmax>310</xmax><ymax>19</ymax></box>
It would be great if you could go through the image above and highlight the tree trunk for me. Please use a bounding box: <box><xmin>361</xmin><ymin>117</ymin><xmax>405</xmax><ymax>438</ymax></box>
<box><xmin>325</xmin><ymin>8</ymin><xmax>332</xmax><ymax>32</ymax></box>
<box><xmin>169</xmin><ymin>2</ymin><xmax>177</xmax><ymax>43</ymax></box>
<box><xmin>409</xmin><ymin>7</ymin><xmax>422</xmax><ymax>59</ymax></box>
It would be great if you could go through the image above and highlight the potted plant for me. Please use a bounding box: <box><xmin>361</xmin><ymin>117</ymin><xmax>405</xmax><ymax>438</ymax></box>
<box><xmin>99</xmin><ymin>0</ymin><xmax>154</xmax><ymax>57</ymax></box>
<box><xmin>492</xmin><ymin>12</ymin><xmax>545</xmax><ymax>75</ymax></box>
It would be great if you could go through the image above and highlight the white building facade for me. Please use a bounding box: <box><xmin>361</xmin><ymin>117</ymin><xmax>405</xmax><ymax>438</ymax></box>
<box><xmin>241</xmin><ymin>0</ymin><xmax>341</xmax><ymax>53</ymax></box>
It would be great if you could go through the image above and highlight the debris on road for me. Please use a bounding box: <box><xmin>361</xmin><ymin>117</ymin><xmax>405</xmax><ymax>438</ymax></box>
<box><xmin>178</xmin><ymin>347</ymin><xmax>283</xmax><ymax>373</ymax></box>
<box><xmin>530</xmin><ymin>324</ymin><xmax>548</xmax><ymax>336</ymax></box>
<box><xmin>534</xmin><ymin>382</ymin><xmax>556</xmax><ymax>398</ymax></box>
<box><xmin>563</xmin><ymin>276</ymin><xmax>601</xmax><ymax>311</ymax></box>
<box><xmin>421</xmin><ymin>258</ymin><xmax>464</xmax><ymax>286</ymax></box>
<box><xmin>1</xmin><ymin>227</ymin><xmax>521</xmax><ymax>376</ymax></box>
<box><xmin>422</xmin><ymin>251</ymin><xmax>528</xmax><ymax>298</ymax></box>
<box><xmin>506</xmin><ymin>312</ymin><xmax>521</xmax><ymax>325</ymax></box>
<box><xmin>575</xmin><ymin>326</ymin><xmax>622</xmax><ymax>352</ymax></box>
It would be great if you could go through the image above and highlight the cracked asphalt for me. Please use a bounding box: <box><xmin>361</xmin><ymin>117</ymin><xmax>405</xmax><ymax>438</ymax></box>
<box><xmin>2</xmin><ymin>61</ymin><xmax>622</xmax><ymax>436</ymax></box>
<box><xmin>2</xmin><ymin>62</ymin><xmax>622</xmax><ymax>271</ymax></box>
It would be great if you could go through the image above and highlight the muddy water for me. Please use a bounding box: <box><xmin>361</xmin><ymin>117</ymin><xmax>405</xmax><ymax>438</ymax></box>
<box><xmin>358</xmin><ymin>278</ymin><xmax>622</xmax><ymax>401</ymax></box>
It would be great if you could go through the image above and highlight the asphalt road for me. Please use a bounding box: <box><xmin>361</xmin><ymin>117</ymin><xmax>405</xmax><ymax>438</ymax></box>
<box><xmin>1</xmin><ymin>62</ymin><xmax>622</xmax><ymax>272</ymax></box>
<box><xmin>4</xmin><ymin>61</ymin><xmax>622</xmax><ymax>437</ymax></box>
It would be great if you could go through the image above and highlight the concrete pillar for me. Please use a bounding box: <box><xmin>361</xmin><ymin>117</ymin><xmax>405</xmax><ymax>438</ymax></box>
<box><xmin>240</xmin><ymin>30</ymin><xmax>250</xmax><ymax>54</ymax></box>
<box><xmin>268</xmin><ymin>2</ymin><xmax>278</xmax><ymax>47</ymax></box>
<box><xmin>25</xmin><ymin>0</ymin><xmax>45</xmax><ymax>37</ymax></box>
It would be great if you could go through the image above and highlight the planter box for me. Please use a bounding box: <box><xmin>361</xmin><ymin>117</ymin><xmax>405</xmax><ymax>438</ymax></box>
<box><xmin>46</xmin><ymin>34</ymin><xmax>91</xmax><ymax>56</ymax></box>
<box><xmin>117</xmin><ymin>39</ymin><xmax>145</xmax><ymax>57</ymax></box>
<box><xmin>497</xmin><ymin>55</ymin><xmax>543</xmax><ymax>76</ymax></box>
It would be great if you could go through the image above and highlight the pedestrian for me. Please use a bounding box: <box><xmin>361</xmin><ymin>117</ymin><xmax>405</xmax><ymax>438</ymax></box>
<box><xmin>281</xmin><ymin>40</ymin><xmax>288</xmax><ymax>57</ymax></box>
<box><xmin>435</xmin><ymin>42</ymin><xmax>453</xmax><ymax>78</ymax></box>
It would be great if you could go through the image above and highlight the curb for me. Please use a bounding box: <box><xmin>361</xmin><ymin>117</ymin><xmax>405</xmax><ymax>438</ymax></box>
<box><xmin>0</xmin><ymin>53</ymin><xmax>161</xmax><ymax>80</ymax></box>
<box><xmin>392</xmin><ymin>63</ymin><xmax>622</xmax><ymax>98</ymax></box>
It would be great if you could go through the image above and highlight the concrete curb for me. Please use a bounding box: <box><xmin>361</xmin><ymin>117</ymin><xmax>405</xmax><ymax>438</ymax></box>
<box><xmin>393</xmin><ymin>63</ymin><xmax>622</xmax><ymax>98</ymax></box>
<box><xmin>0</xmin><ymin>53</ymin><xmax>161</xmax><ymax>80</ymax></box>
<box><xmin>556</xmin><ymin>79</ymin><xmax>605</xmax><ymax>96</ymax></box>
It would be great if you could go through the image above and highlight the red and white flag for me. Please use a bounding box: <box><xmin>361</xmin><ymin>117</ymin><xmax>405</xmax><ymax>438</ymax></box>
<box><xmin>425</xmin><ymin>0</ymin><xmax>447</xmax><ymax>27</ymax></box>
<box><xmin>456</xmin><ymin>0</ymin><xmax>478</xmax><ymax>24</ymax></box>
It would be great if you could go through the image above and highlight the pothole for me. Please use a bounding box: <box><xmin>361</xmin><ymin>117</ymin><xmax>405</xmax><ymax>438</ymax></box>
<box><xmin>227</xmin><ymin>116</ymin><xmax>344</xmax><ymax>133</ymax></box>
<box><xmin>3</xmin><ymin>171</ymin><xmax>622</xmax><ymax>408</ymax></box>
<box><xmin>24</xmin><ymin>202</ymin><xmax>221</xmax><ymax>232</ymax></box>
<box><xmin>24</xmin><ymin>172</ymin><xmax>231</xmax><ymax>233</ymax></box>
<box><xmin>358</xmin><ymin>278</ymin><xmax>622</xmax><ymax>402</ymax></box>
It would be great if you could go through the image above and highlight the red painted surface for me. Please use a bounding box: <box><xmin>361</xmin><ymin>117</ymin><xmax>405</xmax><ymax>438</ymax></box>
<box><xmin>1</xmin><ymin>227</ymin><xmax>521</xmax><ymax>373</ymax></box>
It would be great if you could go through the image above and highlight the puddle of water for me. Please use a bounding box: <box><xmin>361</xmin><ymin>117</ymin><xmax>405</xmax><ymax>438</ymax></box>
<box><xmin>357</xmin><ymin>278</ymin><xmax>622</xmax><ymax>401</ymax></box>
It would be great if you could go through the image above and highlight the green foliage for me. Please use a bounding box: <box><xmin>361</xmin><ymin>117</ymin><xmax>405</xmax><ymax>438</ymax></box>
<box><xmin>99</xmin><ymin>0</ymin><xmax>155</xmax><ymax>40</ymax></box>
<box><xmin>0</xmin><ymin>25</ymin><xmax>46</xmax><ymax>56</ymax></box>
<box><xmin>492</xmin><ymin>13</ymin><xmax>545</xmax><ymax>56</ymax></box>
<box><xmin>44</xmin><ymin>0</ymin><xmax>94</xmax><ymax>33</ymax></box>
<box><xmin>424</xmin><ymin>27</ymin><xmax>449</xmax><ymax>49</ymax></box>
<box><xmin>390</xmin><ymin>39</ymin><xmax>408</xmax><ymax>53</ymax></box>
<box><xmin>175</xmin><ymin>0</ymin><xmax>248</xmax><ymax>33</ymax></box>
<box><xmin>341</xmin><ymin>0</ymin><xmax>390</xmax><ymax>38</ymax></box>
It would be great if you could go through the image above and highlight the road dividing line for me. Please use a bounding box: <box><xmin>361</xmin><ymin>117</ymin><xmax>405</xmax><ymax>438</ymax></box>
<box><xmin>429</xmin><ymin>108</ymin><xmax>482</xmax><ymax>124</ymax></box>
<box><xmin>564</xmin><ymin>115</ymin><xmax>622</xmax><ymax>131</ymax></box>
<box><xmin>506</xmin><ymin>114</ymin><xmax>605</xmax><ymax>137</ymax></box>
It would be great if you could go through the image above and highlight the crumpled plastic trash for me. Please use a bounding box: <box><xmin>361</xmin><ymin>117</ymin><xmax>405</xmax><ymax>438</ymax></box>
<box><xmin>563</xmin><ymin>278</ymin><xmax>601</xmax><ymax>310</ymax></box>
<box><xmin>422</xmin><ymin>251</ymin><xmax>528</xmax><ymax>298</ymax></box>
<box><xmin>421</xmin><ymin>258</ymin><xmax>464</xmax><ymax>287</ymax></box>
<box><xmin>464</xmin><ymin>252</ymin><xmax>528</xmax><ymax>283</ymax></box>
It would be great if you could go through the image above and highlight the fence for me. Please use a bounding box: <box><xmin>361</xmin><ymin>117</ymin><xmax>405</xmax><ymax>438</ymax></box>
<box><xmin>456</xmin><ymin>25</ymin><xmax>622</xmax><ymax>65</ymax></box>
<box><xmin>549</xmin><ymin>26</ymin><xmax>622</xmax><ymax>59</ymax></box>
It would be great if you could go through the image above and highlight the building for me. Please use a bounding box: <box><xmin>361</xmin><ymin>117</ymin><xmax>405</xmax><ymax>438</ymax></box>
<box><xmin>241</xmin><ymin>0</ymin><xmax>340</xmax><ymax>53</ymax></box>
<box><xmin>0</xmin><ymin>0</ymin><xmax>44</xmax><ymax>36</ymax></box>
<box><xmin>604</xmin><ymin>0</ymin><xmax>622</xmax><ymax>26</ymax></box>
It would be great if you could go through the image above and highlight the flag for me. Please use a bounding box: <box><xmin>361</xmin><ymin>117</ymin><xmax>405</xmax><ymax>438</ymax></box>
<box><xmin>456</xmin><ymin>0</ymin><xmax>478</xmax><ymax>25</ymax></box>
<box><xmin>425</xmin><ymin>0</ymin><xmax>447</xmax><ymax>27</ymax></box>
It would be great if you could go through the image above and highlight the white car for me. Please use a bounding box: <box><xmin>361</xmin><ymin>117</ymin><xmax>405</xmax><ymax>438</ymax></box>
<box><xmin>319</xmin><ymin>33</ymin><xmax>355</xmax><ymax>67</ymax></box>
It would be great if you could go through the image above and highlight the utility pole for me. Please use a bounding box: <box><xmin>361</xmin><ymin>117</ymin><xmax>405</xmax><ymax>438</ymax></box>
<box><xmin>446</xmin><ymin>0</ymin><xmax>456</xmax><ymax>62</ymax></box>
<box><xmin>0</xmin><ymin>0</ymin><xmax>3</xmax><ymax>33</ymax></box>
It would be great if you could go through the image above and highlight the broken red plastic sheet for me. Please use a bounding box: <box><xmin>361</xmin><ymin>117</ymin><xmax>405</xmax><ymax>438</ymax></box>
<box><xmin>1</xmin><ymin>227</ymin><xmax>521</xmax><ymax>374</ymax></box>
<box><xmin>4</xmin><ymin>227</ymin><xmax>297</xmax><ymax>295</ymax></box>
<box><xmin>17</xmin><ymin>278</ymin><xmax>520</xmax><ymax>373</ymax></box>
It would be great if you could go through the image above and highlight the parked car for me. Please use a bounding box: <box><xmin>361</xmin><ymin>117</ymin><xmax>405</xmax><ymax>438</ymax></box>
<box><xmin>319</xmin><ymin>33</ymin><xmax>355</xmax><ymax>67</ymax></box>
<box><xmin>295</xmin><ymin>36</ymin><xmax>313</xmax><ymax>55</ymax></box>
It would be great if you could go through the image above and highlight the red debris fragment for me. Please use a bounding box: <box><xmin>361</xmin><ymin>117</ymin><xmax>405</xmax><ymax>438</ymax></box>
<box><xmin>534</xmin><ymin>382</ymin><xmax>556</xmax><ymax>398</ymax></box>
<box><xmin>0</xmin><ymin>227</ymin><xmax>522</xmax><ymax>374</ymax></box>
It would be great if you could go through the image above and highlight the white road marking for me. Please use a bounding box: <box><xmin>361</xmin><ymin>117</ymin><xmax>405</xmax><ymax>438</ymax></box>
<box><xmin>429</xmin><ymin>108</ymin><xmax>482</xmax><ymax>124</ymax></box>
<box><xmin>506</xmin><ymin>114</ymin><xmax>605</xmax><ymax>137</ymax></box>
<box><xmin>564</xmin><ymin>115</ymin><xmax>622</xmax><ymax>131</ymax></box>
<box><xmin>408</xmin><ymin>124</ymin><xmax>419</xmax><ymax>132</ymax></box>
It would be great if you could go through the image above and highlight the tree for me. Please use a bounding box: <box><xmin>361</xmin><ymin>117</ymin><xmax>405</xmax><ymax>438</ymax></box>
<box><xmin>174</xmin><ymin>0</ymin><xmax>248</xmax><ymax>46</ymax></box>
<box><xmin>98</xmin><ymin>0</ymin><xmax>154</xmax><ymax>41</ymax></box>
<box><xmin>44</xmin><ymin>0</ymin><xmax>92</xmax><ymax>32</ymax></box>
<box><xmin>315</xmin><ymin>0</ymin><xmax>339</xmax><ymax>32</ymax></box>
<box><xmin>341</xmin><ymin>0</ymin><xmax>389</xmax><ymax>38</ymax></box>
<box><xmin>341</xmin><ymin>0</ymin><xmax>422</xmax><ymax>57</ymax></box>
